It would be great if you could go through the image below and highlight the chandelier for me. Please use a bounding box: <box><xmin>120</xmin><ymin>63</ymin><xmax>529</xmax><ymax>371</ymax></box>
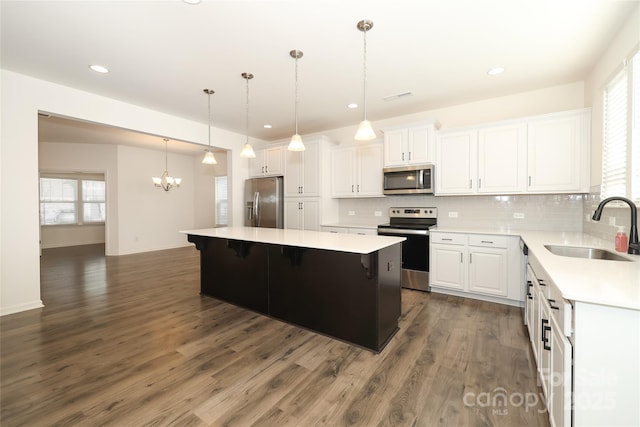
<box><xmin>152</xmin><ymin>138</ymin><xmax>182</xmax><ymax>191</ymax></box>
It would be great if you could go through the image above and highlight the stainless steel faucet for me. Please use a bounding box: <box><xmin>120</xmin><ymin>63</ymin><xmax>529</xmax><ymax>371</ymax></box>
<box><xmin>592</xmin><ymin>196</ymin><xmax>640</xmax><ymax>255</ymax></box>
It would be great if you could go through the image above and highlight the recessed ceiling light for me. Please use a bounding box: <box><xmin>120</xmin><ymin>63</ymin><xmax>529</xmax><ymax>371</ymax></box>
<box><xmin>89</xmin><ymin>64</ymin><xmax>109</xmax><ymax>74</ymax></box>
<box><xmin>487</xmin><ymin>67</ymin><xmax>505</xmax><ymax>76</ymax></box>
<box><xmin>182</xmin><ymin>0</ymin><xmax>201</xmax><ymax>4</ymax></box>
<box><xmin>263</xmin><ymin>124</ymin><xmax>272</xmax><ymax>129</ymax></box>
<box><xmin>347</xmin><ymin>103</ymin><xmax>358</xmax><ymax>109</ymax></box>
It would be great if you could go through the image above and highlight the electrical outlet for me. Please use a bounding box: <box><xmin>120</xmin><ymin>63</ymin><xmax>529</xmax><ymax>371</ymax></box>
<box><xmin>609</xmin><ymin>217</ymin><xmax>616</xmax><ymax>226</ymax></box>
<box><xmin>448</xmin><ymin>211</ymin><xmax>458</xmax><ymax>218</ymax></box>
<box><xmin>348</xmin><ymin>211</ymin><xmax>355</xmax><ymax>216</ymax></box>
<box><xmin>513</xmin><ymin>212</ymin><xmax>525</xmax><ymax>219</ymax></box>
<box><xmin>374</xmin><ymin>211</ymin><xmax>382</xmax><ymax>217</ymax></box>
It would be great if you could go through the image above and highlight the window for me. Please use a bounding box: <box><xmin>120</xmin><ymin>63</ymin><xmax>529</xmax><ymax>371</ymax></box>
<box><xmin>602</xmin><ymin>49</ymin><xmax>640</xmax><ymax>203</ymax></box>
<box><xmin>215</xmin><ymin>175</ymin><xmax>228</xmax><ymax>226</ymax></box>
<box><xmin>39</xmin><ymin>175</ymin><xmax>106</xmax><ymax>225</ymax></box>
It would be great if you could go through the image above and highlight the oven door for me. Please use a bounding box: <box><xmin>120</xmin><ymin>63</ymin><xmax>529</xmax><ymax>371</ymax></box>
<box><xmin>377</xmin><ymin>227</ymin><xmax>430</xmax><ymax>291</ymax></box>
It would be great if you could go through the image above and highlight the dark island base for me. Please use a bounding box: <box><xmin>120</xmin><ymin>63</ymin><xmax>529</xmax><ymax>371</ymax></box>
<box><xmin>187</xmin><ymin>235</ymin><xmax>402</xmax><ymax>353</ymax></box>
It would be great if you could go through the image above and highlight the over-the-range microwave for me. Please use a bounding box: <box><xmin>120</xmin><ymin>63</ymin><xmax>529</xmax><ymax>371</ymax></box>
<box><xmin>383</xmin><ymin>164</ymin><xmax>434</xmax><ymax>195</ymax></box>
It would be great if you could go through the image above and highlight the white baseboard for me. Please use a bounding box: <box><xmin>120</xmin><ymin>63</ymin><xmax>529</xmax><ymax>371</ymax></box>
<box><xmin>0</xmin><ymin>300</ymin><xmax>44</xmax><ymax>316</ymax></box>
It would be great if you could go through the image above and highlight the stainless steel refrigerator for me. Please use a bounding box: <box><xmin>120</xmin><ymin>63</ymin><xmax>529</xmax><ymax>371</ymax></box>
<box><xmin>244</xmin><ymin>176</ymin><xmax>284</xmax><ymax>228</ymax></box>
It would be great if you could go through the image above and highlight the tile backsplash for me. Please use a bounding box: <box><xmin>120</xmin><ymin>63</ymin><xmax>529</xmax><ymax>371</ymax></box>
<box><xmin>337</xmin><ymin>194</ymin><xmax>585</xmax><ymax>232</ymax></box>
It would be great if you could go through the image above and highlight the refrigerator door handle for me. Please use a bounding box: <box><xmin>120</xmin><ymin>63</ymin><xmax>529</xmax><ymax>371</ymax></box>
<box><xmin>253</xmin><ymin>191</ymin><xmax>260</xmax><ymax>226</ymax></box>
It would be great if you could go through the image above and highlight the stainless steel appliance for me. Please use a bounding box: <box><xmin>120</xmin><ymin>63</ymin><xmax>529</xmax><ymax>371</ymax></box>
<box><xmin>244</xmin><ymin>176</ymin><xmax>284</xmax><ymax>228</ymax></box>
<box><xmin>377</xmin><ymin>207</ymin><xmax>437</xmax><ymax>291</ymax></box>
<box><xmin>383</xmin><ymin>164</ymin><xmax>434</xmax><ymax>195</ymax></box>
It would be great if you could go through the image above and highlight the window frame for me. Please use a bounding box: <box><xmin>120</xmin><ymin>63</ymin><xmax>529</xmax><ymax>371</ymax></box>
<box><xmin>39</xmin><ymin>173</ymin><xmax>106</xmax><ymax>226</ymax></box>
<box><xmin>601</xmin><ymin>47</ymin><xmax>640</xmax><ymax>205</ymax></box>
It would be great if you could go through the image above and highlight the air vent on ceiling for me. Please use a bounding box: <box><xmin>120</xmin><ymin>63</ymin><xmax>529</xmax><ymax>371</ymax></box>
<box><xmin>383</xmin><ymin>91</ymin><xmax>413</xmax><ymax>102</ymax></box>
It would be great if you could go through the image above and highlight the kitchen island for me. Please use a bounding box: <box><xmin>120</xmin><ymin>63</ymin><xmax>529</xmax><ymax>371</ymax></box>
<box><xmin>182</xmin><ymin>227</ymin><xmax>405</xmax><ymax>352</ymax></box>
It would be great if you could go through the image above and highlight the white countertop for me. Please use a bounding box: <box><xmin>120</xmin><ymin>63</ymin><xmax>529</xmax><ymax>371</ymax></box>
<box><xmin>181</xmin><ymin>226</ymin><xmax>405</xmax><ymax>254</ymax></box>
<box><xmin>433</xmin><ymin>227</ymin><xmax>640</xmax><ymax>310</ymax></box>
<box><xmin>321</xmin><ymin>223</ymin><xmax>379</xmax><ymax>229</ymax></box>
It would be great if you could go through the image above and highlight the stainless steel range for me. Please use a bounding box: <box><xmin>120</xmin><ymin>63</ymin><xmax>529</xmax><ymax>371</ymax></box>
<box><xmin>377</xmin><ymin>207</ymin><xmax>437</xmax><ymax>291</ymax></box>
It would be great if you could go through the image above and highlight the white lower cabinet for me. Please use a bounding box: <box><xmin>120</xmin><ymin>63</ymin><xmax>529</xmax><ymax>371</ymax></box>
<box><xmin>285</xmin><ymin>199</ymin><xmax>319</xmax><ymax>231</ymax></box>
<box><xmin>430</xmin><ymin>232</ymin><xmax>520</xmax><ymax>304</ymax></box>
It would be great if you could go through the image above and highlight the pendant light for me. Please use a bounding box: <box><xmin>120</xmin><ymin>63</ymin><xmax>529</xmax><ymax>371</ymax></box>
<box><xmin>152</xmin><ymin>138</ymin><xmax>182</xmax><ymax>191</ymax></box>
<box><xmin>288</xmin><ymin>49</ymin><xmax>305</xmax><ymax>151</ymax></box>
<box><xmin>202</xmin><ymin>89</ymin><xmax>218</xmax><ymax>164</ymax></box>
<box><xmin>354</xmin><ymin>19</ymin><xmax>377</xmax><ymax>141</ymax></box>
<box><xmin>240</xmin><ymin>72</ymin><xmax>257</xmax><ymax>158</ymax></box>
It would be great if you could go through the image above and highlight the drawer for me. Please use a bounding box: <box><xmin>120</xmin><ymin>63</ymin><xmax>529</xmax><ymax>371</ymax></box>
<box><xmin>322</xmin><ymin>226</ymin><xmax>347</xmax><ymax>234</ymax></box>
<box><xmin>548</xmin><ymin>281</ymin><xmax>572</xmax><ymax>337</ymax></box>
<box><xmin>430</xmin><ymin>232</ymin><xmax>466</xmax><ymax>245</ymax></box>
<box><xmin>468</xmin><ymin>234</ymin><xmax>508</xmax><ymax>248</ymax></box>
<box><xmin>349</xmin><ymin>227</ymin><xmax>377</xmax><ymax>236</ymax></box>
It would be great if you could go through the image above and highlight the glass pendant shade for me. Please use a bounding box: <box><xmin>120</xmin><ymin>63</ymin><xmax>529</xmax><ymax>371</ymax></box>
<box><xmin>241</xmin><ymin>143</ymin><xmax>256</xmax><ymax>158</ymax></box>
<box><xmin>355</xmin><ymin>120</ymin><xmax>376</xmax><ymax>141</ymax></box>
<box><xmin>202</xmin><ymin>150</ymin><xmax>217</xmax><ymax>164</ymax></box>
<box><xmin>288</xmin><ymin>134</ymin><xmax>305</xmax><ymax>151</ymax></box>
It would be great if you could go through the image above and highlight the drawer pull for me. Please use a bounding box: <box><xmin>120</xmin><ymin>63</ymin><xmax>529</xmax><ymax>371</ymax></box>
<box><xmin>542</xmin><ymin>318</ymin><xmax>551</xmax><ymax>351</ymax></box>
<box><xmin>442</xmin><ymin>238</ymin><xmax>453</xmax><ymax>241</ymax></box>
<box><xmin>548</xmin><ymin>299</ymin><xmax>560</xmax><ymax>310</ymax></box>
<box><xmin>481</xmin><ymin>240</ymin><xmax>494</xmax><ymax>244</ymax></box>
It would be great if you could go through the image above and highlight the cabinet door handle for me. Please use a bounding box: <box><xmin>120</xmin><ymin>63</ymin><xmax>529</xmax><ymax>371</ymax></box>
<box><xmin>460</xmin><ymin>253</ymin><xmax>463</xmax><ymax>263</ymax></box>
<box><xmin>262</xmin><ymin>166</ymin><xmax>265</xmax><ymax>173</ymax></box>
<box><xmin>402</xmin><ymin>152</ymin><xmax>405</xmax><ymax>161</ymax></box>
<box><xmin>527</xmin><ymin>281</ymin><xmax>533</xmax><ymax>299</ymax></box>
<box><xmin>442</xmin><ymin>238</ymin><xmax>453</xmax><ymax>241</ymax></box>
<box><xmin>469</xmin><ymin>253</ymin><xmax>472</xmax><ymax>263</ymax></box>
<box><xmin>548</xmin><ymin>299</ymin><xmax>560</xmax><ymax>310</ymax></box>
<box><xmin>408</xmin><ymin>151</ymin><xmax>412</xmax><ymax>161</ymax></box>
<box><xmin>542</xmin><ymin>318</ymin><xmax>551</xmax><ymax>350</ymax></box>
<box><xmin>357</xmin><ymin>184</ymin><xmax>360</xmax><ymax>193</ymax></box>
<box><xmin>352</xmin><ymin>184</ymin><xmax>354</xmax><ymax>193</ymax></box>
<box><xmin>481</xmin><ymin>240</ymin><xmax>493</xmax><ymax>244</ymax></box>
<box><xmin>265</xmin><ymin>165</ymin><xmax>268</xmax><ymax>174</ymax></box>
<box><xmin>538</xmin><ymin>280</ymin><xmax>546</xmax><ymax>287</ymax></box>
<box><xmin>528</xmin><ymin>176</ymin><xmax>532</xmax><ymax>186</ymax></box>
<box><xmin>478</xmin><ymin>178</ymin><xmax>482</xmax><ymax>188</ymax></box>
<box><xmin>469</xmin><ymin>179</ymin><xmax>472</xmax><ymax>189</ymax></box>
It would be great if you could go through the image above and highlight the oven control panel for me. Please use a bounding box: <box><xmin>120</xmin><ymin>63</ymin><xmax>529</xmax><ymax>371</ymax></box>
<box><xmin>388</xmin><ymin>207</ymin><xmax>437</xmax><ymax>218</ymax></box>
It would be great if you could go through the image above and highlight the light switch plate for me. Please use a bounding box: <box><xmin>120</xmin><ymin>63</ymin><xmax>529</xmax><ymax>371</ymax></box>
<box><xmin>374</xmin><ymin>211</ymin><xmax>382</xmax><ymax>217</ymax></box>
<box><xmin>513</xmin><ymin>212</ymin><xmax>525</xmax><ymax>219</ymax></box>
<box><xmin>448</xmin><ymin>211</ymin><xmax>458</xmax><ymax>218</ymax></box>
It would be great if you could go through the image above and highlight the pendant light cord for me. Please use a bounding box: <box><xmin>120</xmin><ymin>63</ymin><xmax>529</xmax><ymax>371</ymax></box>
<box><xmin>363</xmin><ymin>25</ymin><xmax>368</xmax><ymax>121</ymax></box>
<box><xmin>207</xmin><ymin>92</ymin><xmax>212</xmax><ymax>148</ymax></box>
<box><xmin>245</xmin><ymin>77</ymin><xmax>250</xmax><ymax>145</ymax></box>
<box><xmin>164</xmin><ymin>139</ymin><xmax>169</xmax><ymax>172</ymax></box>
<box><xmin>294</xmin><ymin>55</ymin><xmax>299</xmax><ymax>135</ymax></box>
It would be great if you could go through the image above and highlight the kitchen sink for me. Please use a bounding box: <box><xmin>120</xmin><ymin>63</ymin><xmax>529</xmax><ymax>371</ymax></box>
<box><xmin>544</xmin><ymin>245</ymin><xmax>632</xmax><ymax>262</ymax></box>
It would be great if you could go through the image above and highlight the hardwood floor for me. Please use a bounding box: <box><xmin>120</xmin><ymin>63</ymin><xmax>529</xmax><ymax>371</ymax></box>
<box><xmin>1</xmin><ymin>244</ymin><xmax>549</xmax><ymax>426</ymax></box>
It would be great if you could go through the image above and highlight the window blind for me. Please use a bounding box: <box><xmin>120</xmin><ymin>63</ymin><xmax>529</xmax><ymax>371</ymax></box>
<box><xmin>602</xmin><ymin>70</ymin><xmax>628</xmax><ymax>199</ymax></box>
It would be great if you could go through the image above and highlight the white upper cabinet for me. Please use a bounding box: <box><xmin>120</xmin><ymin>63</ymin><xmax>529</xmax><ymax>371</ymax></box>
<box><xmin>477</xmin><ymin>123</ymin><xmax>527</xmax><ymax>194</ymax></box>
<box><xmin>331</xmin><ymin>141</ymin><xmax>383</xmax><ymax>198</ymax></box>
<box><xmin>527</xmin><ymin>109</ymin><xmax>590</xmax><ymax>193</ymax></box>
<box><xmin>435</xmin><ymin>129</ymin><xmax>477</xmax><ymax>195</ymax></box>
<box><xmin>435</xmin><ymin>108</ymin><xmax>590</xmax><ymax>196</ymax></box>
<box><xmin>383</xmin><ymin>122</ymin><xmax>439</xmax><ymax>167</ymax></box>
<box><xmin>284</xmin><ymin>140</ymin><xmax>319</xmax><ymax>197</ymax></box>
<box><xmin>250</xmin><ymin>145</ymin><xmax>284</xmax><ymax>177</ymax></box>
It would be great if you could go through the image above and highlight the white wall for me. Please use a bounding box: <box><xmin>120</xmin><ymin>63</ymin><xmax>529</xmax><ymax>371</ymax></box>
<box><xmin>0</xmin><ymin>70</ymin><xmax>251</xmax><ymax>316</ymax></box>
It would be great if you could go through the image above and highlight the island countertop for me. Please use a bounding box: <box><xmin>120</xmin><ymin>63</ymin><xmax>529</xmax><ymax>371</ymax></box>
<box><xmin>181</xmin><ymin>226</ymin><xmax>405</xmax><ymax>254</ymax></box>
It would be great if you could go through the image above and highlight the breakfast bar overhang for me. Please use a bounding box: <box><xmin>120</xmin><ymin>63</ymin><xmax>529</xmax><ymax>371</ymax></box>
<box><xmin>183</xmin><ymin>227</ymin><xmax>405</xmax><ymax>352</ymax></box>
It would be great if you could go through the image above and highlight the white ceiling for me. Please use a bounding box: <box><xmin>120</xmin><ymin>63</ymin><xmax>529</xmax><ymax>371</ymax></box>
<box><xmin>3</xmin><ymin>0</ymin><xmax>638</xmax><ymax>151</ymax></box>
